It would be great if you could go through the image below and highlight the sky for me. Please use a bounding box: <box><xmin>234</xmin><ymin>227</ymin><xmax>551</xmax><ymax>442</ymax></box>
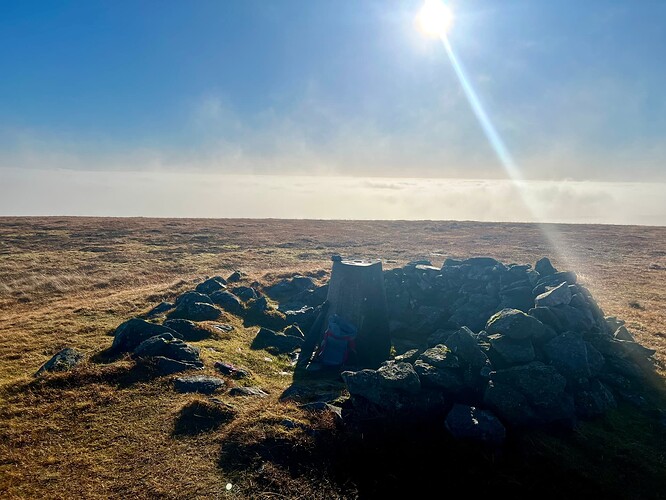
<box><xmin>1</xmin><ymin>0</ymin><xmax>665</xmax><ymax>222</ymax></box>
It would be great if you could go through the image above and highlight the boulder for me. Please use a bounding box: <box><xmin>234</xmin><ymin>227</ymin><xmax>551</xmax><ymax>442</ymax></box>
<box><xmin>485</xmin><ymin>308</ymin><xmax>545</xmax><ymax>340</ymax></box>
<box><xmin>226</xmin><ymin>270</ymin><xmax>243</xmax><ymax>283</ymax></box>
<box><xmin>499</xmin><ymin>285</ymin><xmax>534</xmax><ymax>312</ymax></box>
<box><xmin>283</xmin><ymin>324</ymin><xmax>305</xmax><ymax>339</ymax></box>
<box><xmin>549</xmin><ymin>304</ymin><xmax>594</xmax><ymax>333</ymax></box>
<box><xmin>535</xmin><ymin>282</ymin><xmax>572</xmax><ymax>308</ymax></box>
<box><xmin>145</xmin><ymin>301</ymin><xmax>174</xmax><ymax>318</ymax></box>
<box><xmin>132</xmin><ymin>333</ymin><xmax>203</xmax><ymax>368</ymax></box>
<box><xmin>35</xmin><ymin>348</ymin><xmax>84</xmax><ymax>376</ymax></box>
<box><xmin>535</xmin><ymin>257</ymin><xmax>557</xmax><ymax>277</ymax></box>
<box><xmin>414</xmin><ymin>360</ymin><xmax>464</xmax><ymax>393</ymax></box>
<box><xmin>417</xmin><ymin>345</ymin><xmax>460</xmax><ymax>369</ymax></box>
<box><xmin>232</xmin><ymin>286</ymin><xmax>258</xmax><ymax>302</ymax></box>
<box><xmin>111</xmin><ymin>318</ymin><xmax>181</xmax><ymax>354</ymax></box>
<box><xmin>210</xmin><ymin>290</ymin><xmax>243</xmax><ymax>315</ymax></box>
<box><xmin>444</xmin><ymin>326</ymin><xmax>488</xmax><ymax>370</ymax></box>
<box><xmin>543</xmin><ymin>332</ymin><xmax>599</xmax><ymax>380</ymax></box>
<box><xmin>175</xmin><ymin>291</ymin><xmax>213</xmax><ymax>307</ymax></box>
<box><xmin>613</xmin><ymin>325</ymin><xmax>635</xmax><ymax>342</ymax></box>
<box><xmin>194</xmin><ymin>276</ymin><xmax>227</xmax><ymax>295</ymax></box>
<box><xmin>342</xmin><ymin>362</ymin><xmax>421</xmax><ymax>409</ymax></box>
<box><xmin>485</xmin><ymin>362</ymin><xmax>575</xmax><ymax>428</ymax></box>
<box><xmin>153</xmin><ymin>356</ymin><xmax>203</xmax><ymax>375</ymax></box>
<box><xmin>488</xmin><ymin>334</ymin><xmax>535</xmax><ymax>365</ymax></box>
<box><xmin>168</xmin><ymin>301</ymin><xmax>222</xmax><ymax>322</ymax></box>
<box><xmin>574</xmin><ymin>379</ymin><xmax>617</xmax><ymax>419</ymax></box>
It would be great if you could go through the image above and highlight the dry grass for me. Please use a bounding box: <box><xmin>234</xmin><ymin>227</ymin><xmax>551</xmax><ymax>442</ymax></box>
<box><xmin>1</xmin><ymin>217</ymin><xmax>665</xmax><ymax>499</ymax></box>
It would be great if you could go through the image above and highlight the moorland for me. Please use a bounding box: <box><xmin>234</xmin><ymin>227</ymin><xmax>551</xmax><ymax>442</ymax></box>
<box><xmin>1</xmin><ymin>217</ymin><xmax>665</xmax><ymax>499</ymax></box>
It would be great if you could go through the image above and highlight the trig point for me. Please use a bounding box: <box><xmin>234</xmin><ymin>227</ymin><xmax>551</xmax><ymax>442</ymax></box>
<box><xmin>318</xmin><ymin>256</ymin><xmax>391</xmax><ymax>369</ymax></box>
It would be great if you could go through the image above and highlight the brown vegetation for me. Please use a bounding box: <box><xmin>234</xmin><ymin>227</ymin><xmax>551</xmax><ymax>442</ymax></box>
<box><xmin>1</xmin><ymin>217</ymin><xmax>665</xmax><ymax>499</ymax></box>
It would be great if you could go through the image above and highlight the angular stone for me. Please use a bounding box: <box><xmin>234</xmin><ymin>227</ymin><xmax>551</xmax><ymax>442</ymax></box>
<box><xmin>153</xmin><ymin>356</ymin><xmax>203</xmax><ymax>375</ymax></box>
<box><xmin>145</xmin><ymin>301</ymin><xmax>174</xmax><ymax>318</ymax></box>
<box><xmin>163</xmin><ymin>319</ymin><xmax>212</xmax><ymax>341</ymax></box>
<box><xmin>489</xmin><ymin>334</ymin><xmax>535</xmax><ymax>365</ymax></box>
<box><xmin>167</xmin><ymin>302</ymin><xmax>222</xmax><ymax>322</ymax></box>
<box><xmin>174</xmin><ymin>375</ymin><xmax>226</xmax><ymax>394</ymax></box>
<box><xmin>574</xmin><ymin>379</ymin><xmax>617</xmax><ymax>419</ymax></box>
<box><xmin>210</xmin><ymin>290</ymin><xmax>243</xmax><ymax>315</ymax></box>
<box><xmin>35</xmin><ymin>348</ymin><xmax>84</xmax><ymax>376</ymax></box>
<box><xmin>175</xmin><ymin>291</ymin><xmax>213</xmax><ymax>307</ymax></box>
<box><xmin>111</xmin><ymin>318</ymin><xmax>181</xmax><ymax>354</ymax></box>
<box><xmin>486</xmin><ymin>308</ymin><xmax>545</xmax><ymax>340</ymax></box>
<box><xmin>543</xmin><ymin>332</ymin><xmax>593</xmax><ymax>380</ymax></box>
<box><xmin>341</xmin><ymin>362</ymin><xmax>420</xmax><ymax>407</ymax></box>
<box><xmin>194</xmin><ymin>276</ymin><xmax>227</xmax><ymax>295</ymax></box>
<box><xmin>229</xmin><ymin>386</ymin><xmax>268</xmax><ymax>397</ymax></box>
<box><xmin>418</xmin><ymin>345</ymin><xmax>460</xmax><ymax>369</ymax></box>
<box><xmin>613</xmin><ymin>325</ymin><xmax>635</xmax><ymax>342</ymax></box>
<box><xmin>251</xmin><ymin>327</ymin><xmax>303</xmax><ymax>354</ymax></box>
<box><xmin>535</xmin><ymin>257</ymin><xmax>557</xmax><ymax>277</ymax></box>
<box><xmin>444</xmin><ymin>326</ymin><xmax>489</xmax><ymax>370</ymax></box>
<box><xmin>535</xmin><ymin>282</ymin><xmax>572</xmax><ymax>308</ymax></box>
<box><xmin>414</xmin><ymin>360</ymin><xmax>464</xmax><ymax>393</ymax></box>
<box><xmin>132</xmin><ymin>333</ymin><xmax>203</xmax><ymax>367</ymax></box>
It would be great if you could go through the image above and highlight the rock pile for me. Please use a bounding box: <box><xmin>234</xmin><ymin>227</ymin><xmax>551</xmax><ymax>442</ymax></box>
<box><xmin>338</xmin><ymin>256</ymin><xmax>658</xmax><ymax>444</ymax></box>
<box><xmin>36</xmin><ymin>258</ymin><xmax>659</xmax><ymax>447</ymax></box>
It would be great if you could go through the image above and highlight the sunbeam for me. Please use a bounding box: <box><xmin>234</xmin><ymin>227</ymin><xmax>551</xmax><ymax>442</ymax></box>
<box><xmin>415</xmin><ymin>1</ymin><xmax>576</xmax><ymax>269</ymax></box>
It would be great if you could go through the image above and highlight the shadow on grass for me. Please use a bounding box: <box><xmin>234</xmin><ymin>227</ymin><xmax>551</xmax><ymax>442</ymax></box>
<box><xmin>172</xmin><ymin>399</ymin><xmax>237</xmax><ymax>437</ymax></box>
<box><xmin>4</xmin><ymin>360</ymin><xmax>161</xmax><ymax>396</ymax></box>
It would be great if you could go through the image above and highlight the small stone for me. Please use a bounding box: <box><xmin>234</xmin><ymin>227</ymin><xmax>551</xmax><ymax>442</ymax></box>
<box><xmin>35</xmin><ymin>348</ymin><xmax>84</xmax><ymax>376</ymax></box>
<box><xmin>229</xmin><ymin>386</ymin><xmax>269</xmax><ymax>397</ymax></box>
<box><xmin>174</xmin><ymin>375</ymin><xmax>226</xmax><ymax>394</ymax></box>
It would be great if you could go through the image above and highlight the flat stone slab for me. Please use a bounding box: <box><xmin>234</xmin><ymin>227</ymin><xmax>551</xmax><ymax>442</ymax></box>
<box><xmin>174</xmin><ymin>375</ymin><xmax>226</xmax><ymax>394</ymax></box>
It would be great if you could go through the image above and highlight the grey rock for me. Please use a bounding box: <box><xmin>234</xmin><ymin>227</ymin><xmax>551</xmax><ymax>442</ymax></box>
<box><xmin>489</xmin><ymin>334</ymin><xmax>535</xmax><ymax>365</ymax></box>
<box><xmin>145</xmin><ymin>301</ymin><xmax>174</xmax><ymax>318</ymax></box>
<box><xmin>393</xmin><ymin>349</ymin><xmax>421</xmax><ymax>364</ymax></box>
<box><xmin>233</xmin><ymin>286</ymin><xmax>258</xmax><ymax>302</ymax></box>
<box><xmin>153</xmin><ymin>356</ymin><xmax>203</xmax><ymax>375</ymax></box>
<box><xmin>499</xmin><ymin>285</ymin><xmax>534</xmax><ymax>312</ymax></box>
<box><xmin>174</xmin><ymin>375</ymin><xmax>226</xmax><ymax>394</ymax></box>
<box><xmin>175</xmin><ymin>291</ymin><xmax>213</xmax><ymax>307</ymax></box>
<box><xmin>35</xmin><ymin>348</ymin><xmax>84</xmax><ymax>376</ymax></box>
<box><xmin>444</xmin><ymin>326</ymin><xmax>489</xmax><ymax>370</ymax></box>
<box><xmin>414</xmin><ymin>360</ymin><xmax>464</xmax><ymax>392</ymax></box>
<box><xmin>613</xmin><ymin>325</ymin><xmax>635</xmax><ymax>342</ymax></box>
<box><xmin>535</xmin><ymin>257</ymin><xmax>557</xmax><ymax>277</ymax></box>
<box><xmin>229</xmin><ymin>386</ymin><xmax>268</xmax><ymax>397</ymax></box>
<box><xmin>226</xmin><ymin>270</ymin><xmax>243</xmax><ymax>282</ymax></box>
<box><xmin>485</xmin><ymin>362</ymin><xmax>575</xmax><ymax>427</ymax></box>
<box><xmin>111</xmin><ymin>318</ymin><xmax>181</xmax><ymax>354</ymax></box>
<box><xmin>543</xmin><ymin>332</ymin><xmax>595</xmax><ymax>380</ymax></box>
<box><xmin>283</xmin><ymin>324</ymin><xmax>305</xmax><ymax>339</ymax></box>
<box><xmin>418</xmin><ymin>345</ymin><xmax>461</xmax><ymax>369</ymax></box>
<box><xmin>195</xmin><ymin>276</ymin><xmax>227</xmax><ymax>295</ymax></box>
<box><xmin>528</xmin><ymin>307</ymin><xmax>564</xmax><ymax>334</ymax></box>
<box><xmin>132</xmin><ymin>333</ymin><xmax>203</xmax><ymax>367</ymax></box>
<box><xmin>574</xmin><ymin>379</ymin><xmax>617</xmax><ymax>419</ymax></box>
<box><xmin>342</xmin><ymin>362</ymin><xmax>421</xmax><ymax>408</ymax></box>
<box><xmin>549</xmin><ymin>304</ymin><xmax>594</xmax><ymax>333</ymax></box>
<box><xmin>535</xmin><ymin>282</ymin><xmax>572</xmax><ymax>308</ymax></box>
<box><xmin>486</xmin><ymin>308</ymin><xmax>545</xmax><ymax>340</ymax></box>
<box><xmin>168</xmin><ymin>301</ymin><xmax>222</xmax><ymax>322</ymax></box>
<box><xmin>210</xmin><ymin>290</ymin><xmax>243</xmax><ymax>315</ymax></box>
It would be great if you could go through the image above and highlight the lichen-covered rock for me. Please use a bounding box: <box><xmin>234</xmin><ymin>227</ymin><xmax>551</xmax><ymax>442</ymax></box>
<box><xmin>417</xmin><ymin>345</ymin><xmax>460</xmax><ymax>369</ymax></box>
<box><xmin>535</xmin><ymin>281</ymin><xmax>572</xmax><ymax>308</ymax></box>
<box><xmin>486</xmin><ymin>308</ymin><xmax>545</xmax><ymax>340</ymax></box>
<box><xmin>414</xmin><ymin>360</ymin><xmax>464</xmax><ymax>393</ymax></box>
<box><xmin>35</xmin><ymin>347</ymin><xmax>84</xmax><ymax>376</ymax></box>
<box><xmin>342</xmin><ymin>362</ymin><xmax>421</xmax><ymax>409</ymax></box>
<box><xmin>229</xmin><ymin>386</ymin><xmax>268</xmax><ymax>397</ymax></box>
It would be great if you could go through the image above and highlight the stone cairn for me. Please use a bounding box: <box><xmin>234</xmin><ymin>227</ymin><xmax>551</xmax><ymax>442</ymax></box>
<box><xmin>36</xmin><ymin>256</ymin><xmax>660</xmax><ymax>446</ymax></box>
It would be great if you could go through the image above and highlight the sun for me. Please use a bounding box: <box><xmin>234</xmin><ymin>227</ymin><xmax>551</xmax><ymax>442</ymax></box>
<box><xmin>415</xmin><ymin>0</ymin><xmax>454</xmax><ymax>38</ymax></box>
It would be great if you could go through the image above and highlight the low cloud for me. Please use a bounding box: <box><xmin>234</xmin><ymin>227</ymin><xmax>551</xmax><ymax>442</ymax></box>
<box><xmin>0</xmin><ymin>169</ymin><xmax>663</xmax><ymax>226</ymax></box>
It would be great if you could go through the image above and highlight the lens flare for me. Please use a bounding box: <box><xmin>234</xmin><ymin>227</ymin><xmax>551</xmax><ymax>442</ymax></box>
<box><xmin>416</xmin><ymin>3</ymin><xmax>574</xmax><ymax>269</ymax></box>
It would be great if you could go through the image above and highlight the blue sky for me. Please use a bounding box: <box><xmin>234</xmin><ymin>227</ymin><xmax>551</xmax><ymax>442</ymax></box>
<box><xmin>1</xmin><ymin>0</ymin><xmax>665</xmax><ymax>181</ymax></box>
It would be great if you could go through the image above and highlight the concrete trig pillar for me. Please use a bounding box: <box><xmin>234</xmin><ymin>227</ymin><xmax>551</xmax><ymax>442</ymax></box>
<box><xmin>304</xmin><ymin>256</ymin><xmax>391</xmax><ymax>370</ymax></box>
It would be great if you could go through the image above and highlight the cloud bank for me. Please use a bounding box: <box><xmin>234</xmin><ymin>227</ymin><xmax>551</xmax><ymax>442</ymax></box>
<box><xmin>0</xmin><ymin>169</ymin><xmax>663</xmax><ymax>226</ymax></box>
